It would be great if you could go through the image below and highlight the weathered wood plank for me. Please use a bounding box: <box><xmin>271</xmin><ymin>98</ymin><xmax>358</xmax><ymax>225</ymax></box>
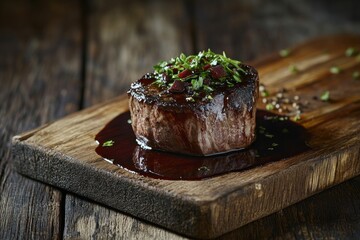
<box><xmin>0</xmin><ymin>0</ymin><xmax>82</xmax><ymax>239</ymax></box>
<box><xmin>63</xmin><ymin>0</ymin><xmax>192</xmax><ymax>239</ymax></box>
<box><xmin>12</xmin><ymin>35</ymin><xmax>360</xmax><ymax>239</ymax></box>
<box><xmin>194</xmin><ymin>0</ymin><xmax>360</xmax><ymax>238</ymax></box>
<box><xmin>217</xmin><ymin>177</ymin><xmax>360</xmax><ymax>240</ymax></box>
<box><xmin>83</xmin><ymin>0</ymin><xmax>192</xmax><ymax>107</ymax></box>
<box><xmin>64</xmin><ymin>0</ymin><xmax>360</xmax><ymax>237</ymax></box>
<box><xmin>63</xmin><ymin>193</ymin><xmax>187</xmax><ymax>240</ymax></box>
<box><xmin>194</xmin><ymin>0</ymin><xmax>360</xmax><ymax>61</ymax></box>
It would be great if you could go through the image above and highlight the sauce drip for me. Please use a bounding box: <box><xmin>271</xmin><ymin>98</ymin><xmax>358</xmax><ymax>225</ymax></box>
<box><xmin>95</xmin><ymin>110</ymin><xmax>309</xmax><ymax>180</ymax></box>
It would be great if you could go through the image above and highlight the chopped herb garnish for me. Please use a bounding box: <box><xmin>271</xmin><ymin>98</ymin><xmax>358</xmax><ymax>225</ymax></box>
<box><xmin>289</xmin><ymin>64</ymin><xmax>299</xmax><ymax>74</ymax></box>
<box><xmin>265</xmin><ymin>134</ymin><xmax>274</xmax><ymax>138</ymax></box>
<box><xmin>330</xmin><ymin>66</ymin><xmax>341</xmax><ymax>74</ymax></box>
<box><xmin>258</xmin><ymin>126</ymin><xmax>266</xmax><ymax>134</ymax></box>
<box><xmin>198</xmin><ymin>166</ymin><xmax>210</xmax><ymax>172</ymax></box>
<box><xmin>279</xmin><ymin>49</ymin><xmax>290</xmax><ymax>57</ymax></box>
<box><xmin>353</xmin><ymin>71</ymin><xmax>359</xmax><ymax>80</ymax></box>
<box><xmin>102</xmin><ymin>140</ymin><xmax>114</xmax><ymax>147</ymax></box>
<box><xmin>266</xmin><ymin>103</ymin><xmax>274</xmax><ymax>110</ymax></box>
<box><xmin>293</xmin><ymin>115</ymin><xmax>301</xmax><ymax>121</ymax></box>
<box><xmin>320</xmin><ymin>91</ymin><xmax>330</xmax><ymax>102</ymax></box>
<box><xmin>345</xmin><ymin>47</ymin><xmax>358</xmax><ymax>57</ymax></box>
<box><xmin>152</xmin><ymin>50</ymin><xmax>245</xmax><ymax>100</ymax></box>
<box><xmin>272</xmin><ymin>143</ymin><xmax>279</xmax><ymax>147</ymax></box>
<box><xmin>261</xmin><ymin>90</ymin><xmax>269</xmax><ymax>97</ymax></box>
<box><xmin>186</xmin><ymin>97</ymin><xmax>195</xmax><ymax>102</ymax></box>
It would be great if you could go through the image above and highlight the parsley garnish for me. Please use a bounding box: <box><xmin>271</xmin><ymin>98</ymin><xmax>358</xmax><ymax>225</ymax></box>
<box><xmin>279</xmin><ymin>49</ymin><xmax>290</xmax><ymax>57</ymax></box>
<box><xmin>320</xmin><ymin>91</ymin><xmax>330</xmax><ymax>102</ymax></box>
<box><xmin>261</xmin><ymin>90</ymin><xmax>269</xmax><ymax>97</ymax></box>
<box><xmin>345</xmin><ymin>47</ymin><xmax>358</xmax><ymax>57</ymax></box>
<box><xmin>293</xmin><ymin>115</ymin><xmax>301</xmax><ymax>121</ymax></box>
<box><xmin>152</xmin><ymin>50</ymin><xmax>245</xmax><ymax>98</ymax></box>
<box><xmin>289</xmin><ymin>64</ymin><xmax>299</xmax><ymax>74</ymax></box>
<box><xmin>353</xmin><ymin>71</ymin><xmax>359</xmax><ymax>80</ymax></box>
<box><xmin>266</xmin><ymin>103</ymin><xmax>274</xmax><ymax>110</ymax></box>
<box><xmin>102</xmin><ymin>140</ymin><xmax>114</xmax><ymax>147</ymax></box>
<box><xmin>330</xmin><ymin>66</ymin><xmax>341</xmax><ymax>74</ymax></box>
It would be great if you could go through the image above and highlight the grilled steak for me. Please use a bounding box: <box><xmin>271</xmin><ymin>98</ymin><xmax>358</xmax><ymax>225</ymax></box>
<box><xmin>128</xmin><ymin>50</ymin><xmax>259</xmax><ymax>156</ymax></box>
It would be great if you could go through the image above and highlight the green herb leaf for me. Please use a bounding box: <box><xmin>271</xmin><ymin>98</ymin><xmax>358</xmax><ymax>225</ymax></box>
<box><xmin>320</xmin><ymin>91</ymin><xmax>330</xmax><ymax>102</ymax></box>
<box><xmin>203</xmin><ymin>85</ymin><xmax>214</xmax><ymax>92</ymax></box>
<box><xmin>345</xmin><ymin>47</ymin><xmax>358</xmax><ymax>57</ymax></box>
<box><xmin>261</xmin><ymin>90</ymin><xmax>269</xmax><ymax>97</ymax></box>
<box><xmin>233</xmin><ymin>74</ymin><xmax>241</xmax><ymax>82</ymax></box>
<box><xmin>266</xmin><ymin>103</ymin><xmax>274</xmax><ymax>110</ymax></box>
<box><xmin>293</xmin><ymin>115</ymin><xmax>301</xmax><ymax>121</ymax></box>
<box><xmin>198</xmin><ymin>166</ymin><xmax>210</xmax><ymax>172</ymax></box>
<box><xmin>152</xmin><ymin>50</ymin><xmax>246</xmax><ymax>100</ymax></box>
<box><xmin>279</xmin><ymin>49</ymin><xmax>290</xmax><ymax>57</ymax></box>
<box><xmin>289</xmin><ymin>64</ymin><xmax>299</xmax><ymax>74</ymax></box>
<box><xmin>102</xmin><ymin>140</ymin><xmax>114</xmax><ymax>147</ymax></box>
<box><xmin>191</xmin><ymin>77</ymin><xmax>203</xmax><ymax>90</ymax></box>
<box><xmin>265</xmin><ymin>134</ymin><xmax>274</xmax><ymax>138</ymax></box>
<box><xmin>353</xmin><ymin>71</ymin><xmax>359</xmax><ymax>80</ymax></box>
<box><xmin>186</xmin><ymin>97</ymin><xmax>195</xmax><ymax>102</ymax></box>
<box><xmin>329</xmin><ymin>66</ymin><xmax>341</xmax><ymax>74</ymax></box>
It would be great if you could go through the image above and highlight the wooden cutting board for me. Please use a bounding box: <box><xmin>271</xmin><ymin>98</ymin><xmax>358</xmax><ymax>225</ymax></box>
<box><xmin>12</xmin><ymin>35</ymin><xmax>360</xmax><ymax>239</ymax></box>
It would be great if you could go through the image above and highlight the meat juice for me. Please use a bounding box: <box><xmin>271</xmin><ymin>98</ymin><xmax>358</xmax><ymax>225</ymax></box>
<box><xmin>95</xmin><ymin>110</ymin><xmax>309</xmax><ymax>180</ymax></box>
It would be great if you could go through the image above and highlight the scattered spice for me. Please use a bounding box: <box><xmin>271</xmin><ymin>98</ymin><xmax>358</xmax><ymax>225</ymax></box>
<box><xmin>279</xmin><ymin>49</ymin><xmax>290</xmax><ymax>57</ymax></box>
<box><xmin>102</xmin><ymin>140</ymin><xmax>114</xmax><ymax>147</ymax></box>
<box><xmin>259</xmin><ymin>83</ymin><xmax>305</xmax><ymax>122</ymax></box>
<box><xmin>330</xmin><ymin>66</ymin><xmax>341</xmax><ymax>74</ymax></box>
<box><xmin>320</xmin><ymin>91</ymin><xmax>330</xmax><ymax>102</ymax></box>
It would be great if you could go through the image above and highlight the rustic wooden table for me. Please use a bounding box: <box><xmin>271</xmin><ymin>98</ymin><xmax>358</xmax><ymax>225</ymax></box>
<box><xmin>1</xmin><ymin>0</ymin><xmax>360</xmax><ymax>239</ymax></box>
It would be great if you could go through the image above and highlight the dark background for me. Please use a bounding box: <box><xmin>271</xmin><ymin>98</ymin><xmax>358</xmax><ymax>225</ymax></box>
<box><xmin>1</xmin><ymin>0</ymin><xmax>360</xmax><ymax>239</ymax></box>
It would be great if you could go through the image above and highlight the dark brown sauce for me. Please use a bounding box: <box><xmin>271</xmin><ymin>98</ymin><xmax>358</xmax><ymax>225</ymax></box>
<box><xmin>95</xmin><ymin>110</ymin><xmax>309</xmax><ymax>180</ymax></box>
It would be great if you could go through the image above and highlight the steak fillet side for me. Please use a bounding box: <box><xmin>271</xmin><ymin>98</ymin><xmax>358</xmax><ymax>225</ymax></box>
<box><xmin>128</xmin><ymin>64</ymin><xmax>259</xmax><ymax>156</ymax></box>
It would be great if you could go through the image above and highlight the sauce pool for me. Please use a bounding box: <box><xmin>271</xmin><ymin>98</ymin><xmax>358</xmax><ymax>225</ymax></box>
<box><xmin>95</xmin><ymin>110</ymin><xmax>309</xmax><ymax>180</ymax></box>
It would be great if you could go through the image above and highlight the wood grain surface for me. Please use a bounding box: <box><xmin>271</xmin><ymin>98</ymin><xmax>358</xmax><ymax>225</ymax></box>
<box><xmin>12</xmin><ymin>35</ymin><xmax>360</xmax><ymax>239</ymax></box>
<box><xmin>2</xmin><ymin>0</ymin><xmax>360</xmax><ymax>239</ymax></box>
<box><xmin>0</xmin><ymin>1</ymin><xmax>82</xmax><ymax>239</ymax></box>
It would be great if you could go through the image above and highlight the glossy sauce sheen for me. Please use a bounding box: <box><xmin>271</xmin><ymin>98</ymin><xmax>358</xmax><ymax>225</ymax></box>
<box><xmin>95</xmin><ymin>110</ymin><xmax>309</xmax><ymax>180</ymax></box>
